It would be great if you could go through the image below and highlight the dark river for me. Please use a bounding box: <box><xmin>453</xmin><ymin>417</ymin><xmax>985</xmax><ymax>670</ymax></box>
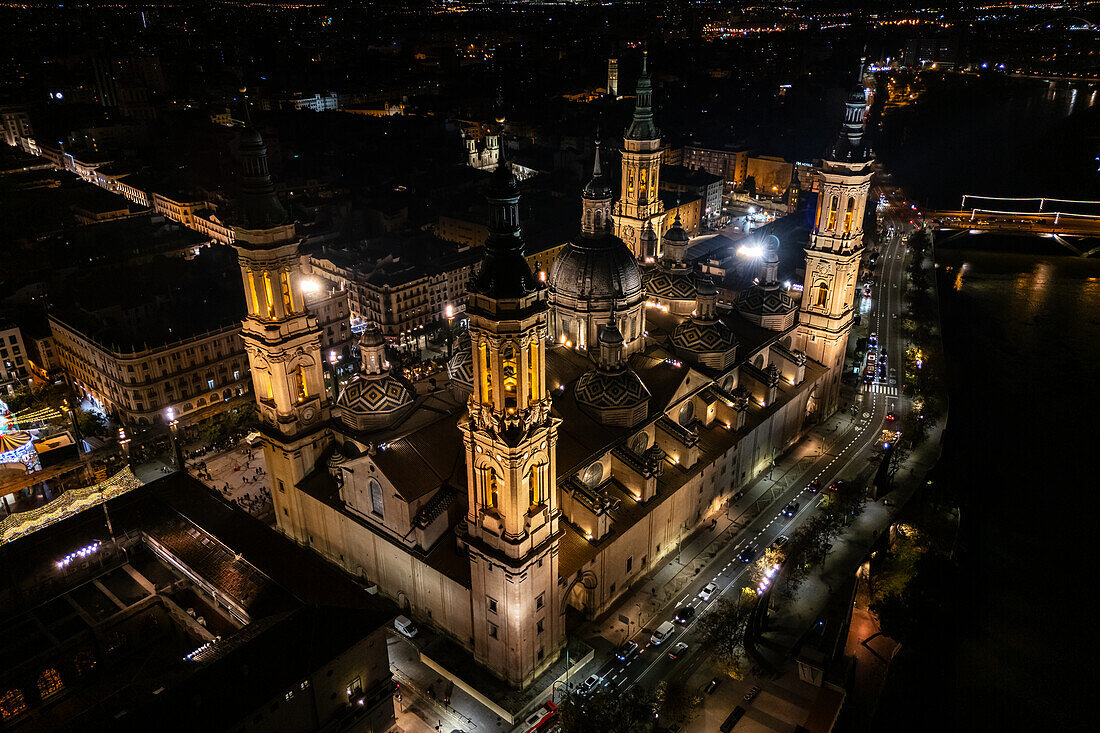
<box><xmin>935</xmin><ymin>239</ymin><xmax>1099</xmax><ymax>729</ymax></box>
<box><xmin>878</xmin><ymin>71</ymin><xmax>1099</xmax><ymax>729</ymax></box>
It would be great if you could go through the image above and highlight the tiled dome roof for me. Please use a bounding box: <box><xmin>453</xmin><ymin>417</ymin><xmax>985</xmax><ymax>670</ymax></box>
<box><xmin>447</xmin><ymin>336</ymin><xmax>475</xmax><ymax>393</ymax></box>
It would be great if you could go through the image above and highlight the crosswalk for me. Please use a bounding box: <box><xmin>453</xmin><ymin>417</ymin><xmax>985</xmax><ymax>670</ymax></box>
<box><xmin>863</xmin><ymin>384</ymin><xmax>898</xmax><ymax>396</ymax></box>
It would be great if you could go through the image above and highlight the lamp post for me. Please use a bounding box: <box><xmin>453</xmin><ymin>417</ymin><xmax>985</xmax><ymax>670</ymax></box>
<box><xmin>167</xmin><ymin>407</ymin><xmax>184</xmax><ymax>472</ymax></box>
<box><xmin>328</xmin><ymin>350</ymin><xmax>339</xmax><ymax>400</ymax></box>
<box><xmin>444</xmin><ymin>304</ymin><xmax>454</xmax><ymax>359</ymax></box>
<box><xmin>118</xmin><ymin>427</ymin><xmax>131</xmax><ymax>465</ymax></box>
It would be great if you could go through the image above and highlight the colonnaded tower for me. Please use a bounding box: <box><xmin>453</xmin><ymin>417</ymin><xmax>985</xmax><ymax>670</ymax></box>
<box><xmin>458</xmin><ymin>158</ymin><xmax>565</xmax><ymax>687</ymax></box>
<box><xmin>613</xmin><ymin>51</ymin><xmax>666</xmax><ymax>261</ymax></box>
<box><xmin>795</xmin><ymin>80</ymin><xmax>875</xmax><ymax>416</ymax></box>
<box><xmin>230</xmin><ymin>127</ymin><xmax>332</xmax><ymax>542</ymax></box>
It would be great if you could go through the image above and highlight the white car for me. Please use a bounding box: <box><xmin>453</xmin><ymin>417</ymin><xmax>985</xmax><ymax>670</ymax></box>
<box><xmin>699</xmin><ymin>582</ymin><xmax>719</xmax><ymax>602</ymax></box>
<box><xmin>650</xmin><ymin>620</ymin><xmax>676</xmax><ymax>645</ymax></box>
<box><xmin>394</xmin><ymin>615</ymin><xmax>418</xmax><ymax>638</ymax></box>
<box><xmin>579</xmin><ymin>673</ymin><xmax>601</xmax><ymax>694</ymax></box>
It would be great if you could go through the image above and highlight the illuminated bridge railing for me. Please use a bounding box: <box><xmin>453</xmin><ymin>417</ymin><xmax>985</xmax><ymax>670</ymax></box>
<box><xmin>0</xmin><ymin>467</ymin><xmax>142</xmax><ymax>545</ymax></box>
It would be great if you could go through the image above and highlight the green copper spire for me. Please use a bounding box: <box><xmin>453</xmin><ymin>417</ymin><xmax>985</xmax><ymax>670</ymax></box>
<box><xmin>625</xmin><ymin>50</ymin><xmax>658</xmax><ymax>141</ymax></box>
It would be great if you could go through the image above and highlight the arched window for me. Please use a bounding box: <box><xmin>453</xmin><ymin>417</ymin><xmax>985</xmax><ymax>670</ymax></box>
<box><xmin>501</xmin><ymin>341</ymin><xmax>517</xmax><ymax>409</ymax></box>
<box><xmin>843</xmin><ymin>197</ymin><xmax>856</xmax><ymax>235</ymax></box>
<box><xmin>369</xmin><ymin>478</ymin><xmax>384</xmax><ymax>517</ymax></box>
<box><xmin>582</xmin><ymin>462</ymin><xmax>604</xmax><ymax>488</ymax></box>
<box><xmin>815</xmin><ymin>282</ymin><xmax>829</xmax><ymax>309</ymax></box>
<box><xmin>248</xmin><ymin>271</ymin><xmax>262</xmax><ymax>316</ymax></box>
<box><xmin>486</xmin><ymin>468</ymin><xmax>499</xmax><ymax>508</ymax></box>
<box><xmin>529</xmin><ymin>463</ymin><xmax>546</xmax><ymax>507</ymax></box>
<box><xmin>825</xmin><ymin>195</ymin><xmax>839</xmax><ymax>231</ymax></box>
<box><xmin>678</xmin><ymin>401</ymin><xmax>695</xmax><ymax>427</ymax></box>
<box><xmin>262</xmin><ymin>271</ymin><xmax>275</xmax><ymax>318</ymax></box>
<box><xmin>479</xmin><ymin>341</ymin><xmax>493</xmax><ymax>407</ymax></box>
<box><xmin>295</xmin><ymin>367</ymin><xmax>309</xmax><ymax>402</ymax></box>
<box><xmin>280</xmin><ymin>271</ymin><xmax>296</xmax><ymax>313</ymax></box>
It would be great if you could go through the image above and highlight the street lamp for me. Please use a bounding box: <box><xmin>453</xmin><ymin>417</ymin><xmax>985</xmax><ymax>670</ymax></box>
<box><xmin>328</xmin><ymin>350</ymin><xmax>339</xmax><ymax>399</ymax></box>
<box><xmin>167</xmin><ymin>407</ymin><xmax>184</xmax><ymax>471</ymax></box>
<box><xmin>444</xmin><ymin>304</ymin><xmax>455</xmax><ymax>359</ymax></box>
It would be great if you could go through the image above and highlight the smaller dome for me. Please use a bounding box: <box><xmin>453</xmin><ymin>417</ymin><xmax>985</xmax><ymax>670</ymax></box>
<box><xmin>361</xmin><ymin>326</ymin><xmax>385</xmax><ymax>348</ymax></box>
<box><xmin>337</xmin><ymin>372</ymin><xmax>416</xmax><ymax>433</ymax></box>
<box><xmin>697</xmin><ymin>279</ymin><xmax>718</xmax><ymax>297</ymax></box>
<box><xmin>583</xmin><ymin>173</ymin><xmax>612</xmax><ymax>200</ymax></box>
<box><xmin>664</xmin><ymin>215</ymin><xmax>689</xmax><ymax>244</ymax></box>
<box><xmin>599</xmin><ymin>321</ymin><xmax>624</xmax><ymax>346</ymax></box>
<box><xmin>640</xmin><ymin>224</ymin><xmax>658</xmax><ymax>246</ymax></box>
<box><xmin>643</xmin><ymin>268</ymin><xmax>697</xmax><ymax>302</ymax></box>
<box><xmin>574</xmin><ymin>368</ymin><xmax>651</xmax><ymax>427</ymax></box>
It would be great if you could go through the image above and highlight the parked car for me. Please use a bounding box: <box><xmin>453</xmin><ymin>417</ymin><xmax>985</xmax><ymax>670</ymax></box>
<box><xmin>579</xmin><ymin>674</ymin><xmax>601</xmax><ymax>694</ymax></box>
<box><xmin>394</xmin><ymin>615</ymin><xmax>418</xmax><ymax>638</ymax></box>
<box><xmin>699</xmin><ymin>582</ymin><xmax>719</xmax><ymax>602</ymax></box>
<box><xmin>705</xmin><ymin>677</ymin><xmax>722</xmax><ymax>694</ymax></box>
<box><xmin>744</xmin><ymin>685</ymin><xmax>760</xmax><ymax>702</ymax></box>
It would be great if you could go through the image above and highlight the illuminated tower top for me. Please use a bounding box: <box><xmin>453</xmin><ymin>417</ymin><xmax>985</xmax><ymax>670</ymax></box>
<box><xmin>625</xmin><ymin>51</ymin><xmax>658</xmax><ymax>142</ymax></box>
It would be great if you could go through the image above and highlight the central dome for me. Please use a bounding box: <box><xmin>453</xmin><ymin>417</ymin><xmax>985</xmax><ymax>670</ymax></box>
<box><xmin>548</xmin><ymin>238</ymin><xmax>643</xmax><ymax>302</ymax></box>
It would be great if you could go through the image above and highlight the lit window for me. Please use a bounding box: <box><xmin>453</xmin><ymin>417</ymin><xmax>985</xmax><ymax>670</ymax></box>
<box><xmin>0</xmin><ymin>689</ymin><xmax>26</xmax><ymax>721</ymax></box>
<box><xmin>295</xmin><ymin>368</ymin><xmax>308</xmax><ymax>402</ymax></box>
<box><xmin>825</xmin><ymin>195</ymin><xmax>839</xmax><ymax>231</ymax></box>
<box><xmin>815</xmin><ymin>282</ymin><xmax>829</xmax><ymax>309</ymax></box>
<box><xmin>36</xmin><ymin>669</ymin><xmax>63</xmax><ymax>700</ymax></box>
<box><xmin>369</xmin><ymin>479</ymin><xmax>384</xmax><ymax>518</ymax></box>
<box><xmin>843</xmin><ymin>198</ymin><xmax>856</xmax><ymax>234</ymax></box>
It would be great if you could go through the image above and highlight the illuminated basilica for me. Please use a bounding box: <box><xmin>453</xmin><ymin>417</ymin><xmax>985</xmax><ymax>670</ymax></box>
<box><xmin>233</xmin><ymin>56</ymin><xmax>873</xmax><ymax>692</ymax></box>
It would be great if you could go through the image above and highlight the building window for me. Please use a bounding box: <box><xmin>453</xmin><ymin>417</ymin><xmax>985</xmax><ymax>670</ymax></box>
<box><xmin>536</xmin><ymin>593</ymin><xmax>544</xmax><ymax>610</ymax></box>
<box><xmin>207</xmin><ymin>379</ymin><xmax>215</xmax><ymax>389</ymax></box>
<box><xmin>582</xmin><ymin>461</ymin><xmax>603</xmax><ymax>488</ymax></box>
<box><xmin>814</xmin><ymin>282</ymin><xmax>829</xmax><ymax>309</ymax></box>
<box><xmin>36</xmin><ymin>669</ymin><xmax>63</xmax><ymax>700</ymax></box>
<box><xmin>0</xmin><ymin>689</ymin><xmax>26</xmax><ymax>721</ymax></box>
<box><xmin>537</xmin><ymin>619</ymin><xmax>544</xmax><ymax>634</ymax></box>
<box><xmin>843</xmin><ymin>197</ymin><xmax>856</xmax><ymax>234</ymax></box>
<box><xmin>346</xmin><ymin>676</ymin><xmax>362</xmax><ymax>697</ymax></box>
<box><xmin>263</xmin><ymin>271</ymin><xmax>276</xmax><ymax>318</ymax></box>
<box><xmin>538</xmin><ymin>648</ymin><xmax>544</xmax><ymax>661</ymax></box>
<box><xmin>626</xmin><ymin>556</ymin><xmax>633</xmax><ymax>573</ymax></box>
<box><xmin>488</xmin><ymin>623</ymin><xmax>498</xmax><ymax>639</ymax></box>
<box><xmin>825</xmin><ymin>194</ymin><xmax>839</xmax><ymax>231</ymax></box>
<box><xmin>487</xmin><ymin>597</ymin><xmax>497</xmax><ymax>614</ymax></box>
<box><xmin>369</xmin><ymin>478</ymin><xmax>384</xmax><ymax>517</ymax></box>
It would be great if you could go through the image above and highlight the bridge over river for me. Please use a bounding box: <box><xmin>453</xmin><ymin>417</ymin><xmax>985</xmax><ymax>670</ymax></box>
<box><xmin>929</xmin><ymin>195</ymin><xmax>1100</xmax><ymax>256</ymax></box>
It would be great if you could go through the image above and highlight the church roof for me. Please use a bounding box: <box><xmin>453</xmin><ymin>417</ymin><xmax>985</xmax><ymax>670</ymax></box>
<box><xmin>671</xmin><ymin>318</ymin><xmax>737</xmax><ymax>354</ymax></box>
<box><xmin>574</xmin><ymin>368</ymin><xmax>651</xmax><ymax>413</ymax></box>
<box><xmin>643</xmin><ymin>267</ymin><xmax>697</xmax><ymax>302</ymax></box>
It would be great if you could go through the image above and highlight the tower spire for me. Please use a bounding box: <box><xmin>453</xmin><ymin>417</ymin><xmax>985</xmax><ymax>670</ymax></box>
<box><xmin>626</xmin><ymin>50</ymin><xmax>658</xmax><ymax>141</ymax></box>
<box><xmin>236</xmin><ymin>126</ymin><xmax>288</xmax><ymax>230</ymax></box>
<box><xmin>471</xmin><ymin>156</ymin><xmax>536</xmax><ymax>300</ymax></box>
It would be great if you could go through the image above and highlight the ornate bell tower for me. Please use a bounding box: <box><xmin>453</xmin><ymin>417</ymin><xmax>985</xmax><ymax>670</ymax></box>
<box><xmin>458</xmin><ymin>159</ymin><xmax>565</xmax><ymax>688</ymax></box>
<box><xmin>231</xmin><ymin>127</ymin><xmax>331</xmax><ymax>543</ymax></box>
<box><xmin>613</xmin><ymin>51</ymin><xmax>665</xmax><ymax>261</ymax></box>
<box><xmin>795</xmin><ymin>81</ymin><xmax>875</xmax><ymax>416</ymax></box>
